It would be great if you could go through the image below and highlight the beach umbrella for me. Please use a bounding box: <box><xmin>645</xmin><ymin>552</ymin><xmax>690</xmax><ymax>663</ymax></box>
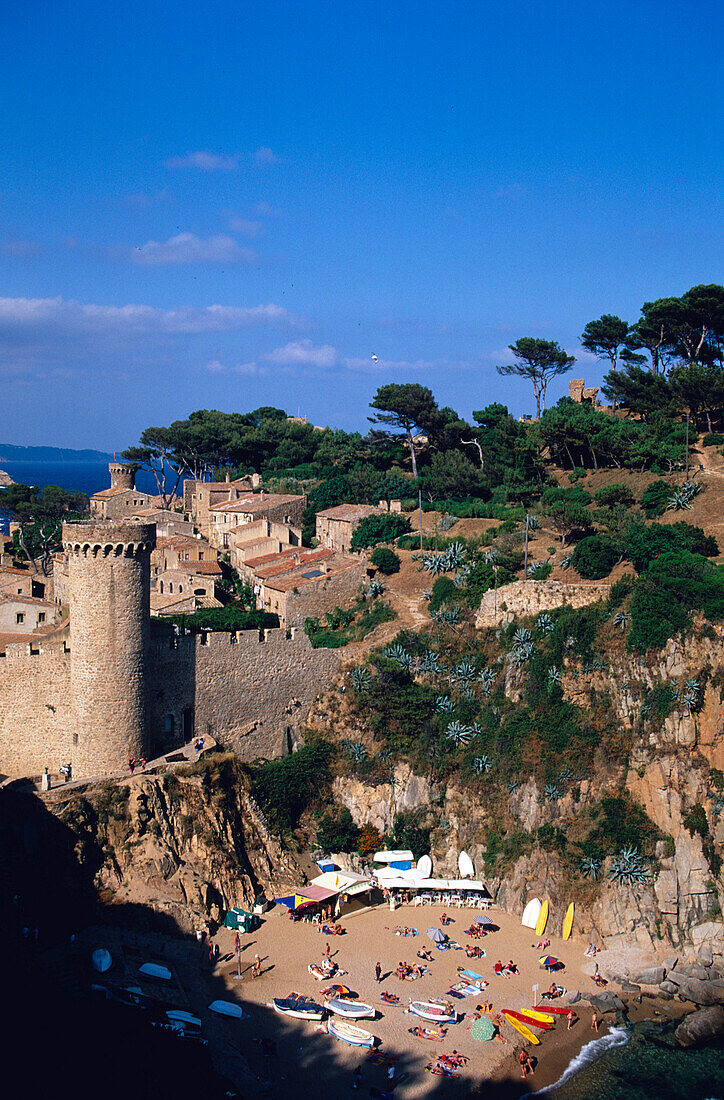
<box><xmin>539</xmin><ymin>955</ymin><xmax>559</xmax><ymax>971</ymax></box>
<box><xmin>474</xmin><ymin>915</ymin><xmax>494</xmax><ymax>926</ymax></box>
<box><xmin>427</xmin><ymin>927</ymin><xmax>447</xmax><ymax>943</ymax></box>
<box><xmin>469</xmin><ymin>1017</ymin><xmax>495</xmax><ymax>1042</ymax></box>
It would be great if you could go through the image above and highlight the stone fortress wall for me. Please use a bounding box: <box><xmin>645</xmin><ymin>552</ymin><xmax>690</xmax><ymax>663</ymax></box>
<box><xmin>0</xmin><ymin>520</ymin><xmax>342</xmax><ymax>780</ymax></box>
<box><xmin>475</xmin><ymin>578</ymin><xmax>611</xmax><ymax>629</ymax></box>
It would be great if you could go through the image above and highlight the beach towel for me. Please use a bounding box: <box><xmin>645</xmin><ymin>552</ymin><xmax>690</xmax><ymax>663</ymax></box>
<box><xmin>446</xmin><ymin>989</ymin><xmax>466</xmax><ymax>999</ymax></box>
<box><xmin>459</xmin><ymin>968</ymin><xmax>486</xmax><ymax>980</ymax></box>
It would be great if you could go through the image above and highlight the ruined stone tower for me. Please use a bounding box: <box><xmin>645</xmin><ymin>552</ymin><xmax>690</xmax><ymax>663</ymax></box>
<box><xmin>62</xmin><ymin>521</ymin><xmax>156</xmax><ymax>777</ymax></box>
<box><xmin>108</xmin><ymin>461</ymin><xmax>136</xmax><ymax>490</ymax></box>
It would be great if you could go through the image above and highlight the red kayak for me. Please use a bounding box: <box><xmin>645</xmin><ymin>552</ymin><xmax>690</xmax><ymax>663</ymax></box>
<box><xmin>533</xmin><ymin>1005</ymin><xmax>573</xmax><ymax>1015</ymax></box>
<box><xmin>503</xmin><ymin>1009</ymin><xmax>553</xmax><ymax>1030</ymax></box>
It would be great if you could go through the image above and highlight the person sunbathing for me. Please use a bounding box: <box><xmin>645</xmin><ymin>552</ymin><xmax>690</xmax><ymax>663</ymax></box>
<box><xmin>440</xmin><ymin>913</ymin><xmax>452</xmax><ymax>926</ymax></box>
<box><xmin>493</xmin><ymin>960</ymin><xmax>504</xmax><ymax>975</ymax></box>
<box><xmin>417</xmin><ymin>948</ymin><xmax>433</xmax><ymax>961</ymax></box>
<box><xmin>541</xmin><ymin>982</ymin><xmax>562</xmax><ymax>999</ymax></box>
<box><xmin>535</xmin><ymin>939</ymin><xmax>550</xmax><ymax>950</ymax></box>
<box><xmin>504</xmin><ymin>960</ymin><xmax>518</xmax><ymax>975</ymax></box>
<box><xmin>592</xmin><ymin>972</ymin><xmax>608</xmax><ymax>987</ymax></box>
<box><xmin>476</xmin><ymin>1001</ymin><xmax>493</xmax><ymax>1013</ymax></box>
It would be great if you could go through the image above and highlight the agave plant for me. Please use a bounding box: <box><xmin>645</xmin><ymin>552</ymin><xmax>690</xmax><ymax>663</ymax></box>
<box><xmin>608</xmin><ymin>846</ymin><xmax>650</xmax><ymax>885</ymax></box>
<box><xmin>483</xmin><ymin>546</ymin><xmax>499</xmax><ymax>564</ymax></box>
<box><xmin>513</xmin><ymin>627</ymin><xmax>532</xmax><ymax>646</ymax></box>
<box><xmin>423</xmin><ymin>588</ymin><xmax>433</xmax><ymax>602</ymax></box>
<box><xmin>421</xmin><ymin>552</ymin><xmax>448</xmax><ymax>575</ymax></box>
<box><xmin>445</xmin><ymin>720</ymin><xmax>473</xmax><ymax>746</ymax></box>
<box><xmin>560</xmin><ymin>554</ymin><xmax>573</xmax><ymax>570</ymax></box>
<box><xmin>460</xmin><ymin>684</ymin><xmax>476</xmax><ymax>702</ymax></box>
<box><xmin>472</xmin><ymin>755</ymin><xmax>493</xmax><ymax>773</ymax></box>
<box><xmin>433</xmin><ymin>606</ymin><xmax>462</xmax><ymax>624</ymax></box>
<box><xmin>580</xmin><ymin>856</ymin><xmax>602</xmax><ymax>880</ymax></box>
<box><xmin>681</xmin><ymin>679</ymin><xmax>701</xmax><ymax>714</ymax></box>
<box><xmin>452</xmin><ymin>658</ymin><xmax>477</xmax><ymax>684</ymax></box>
<box><xmin>477</xmin><ymin>667</ymin><xmax>496</xmax><ymax>694</ymax></box>
<box><xmin>350</xmin><ymin>666</ymin><xmax>372</xmax><ymax>693</ymax></box>
<box><xmin>640</xmin><ymin>697</ymin><xmax>652</xmax><ymax>719</ymax></box>
<box><xmin>613</xmin><ymin>611</ymin><xmax>629</xmax><ymax>631</ymax></box>
<box><xmin>709</xmin><ymin>795</ymin><xmax>724</xmax><ymax>819</ymax></box>
<box><xmin>526</xmin><ymin>560</ymin><xmax>547</xmax><ymax>579</ymax></box>
<box><xmin>439</xmin><ymin>513</ymin><xmax>458</xmax><ymax>532</ymax></box>
<box><xmin>537</xmin><ymin>613</ymin><xmax>555</xmax><ymax>635</ymax></box>
<box><xmin>507</xmin><ymin>780</ymin><xmax>521</xmax><ymax>793</ymax></box>
<box><xmin>547</xmin><ymin>666</ymin><xmax>562</xmax><ymax>685</ymax></box>
<box><xmin>544</xmin><ymin>783</ymin><xmax>561</xmax><ymax>801</ymax></box>
<box><xmin>345</xmin><ymin>741</ymin><xmax>368</xmax><ymax>763</ymax></box>
<box><xmin>375</xmin><ymin>749</ymin><xmax>393</xmax><ymax>764</ymax></box>
<box><xmin>383</xmin><ymin>644</ymin><xmax>413</xmax><ymax>671</ymax></box>
<box><xmin>507</xmin><ymin>641</ymin><xmax>535</xmax><ymax>666</ymax></box>
<box><xmin>435</xmin><ymin>694</ymin><xmax>455</xmax><ymax>713</ymax></box>
<box><xmin>668</xmin><ymin>479</ymin><xmax>701</xmax><ymax>512</ymax></box>
<box><xmin>367</xmin><ymin>578</ymin><xmax>385</xmax><ymax>597</ymax></box>
<box><xmin>418</xmin><ymin>652</ymin><xmax>443</xmax><ymax>675</ymax></box>
<box><xmin>558</xmin><ymin>767</ymin><xmax>572</xmax><ymax>783</ymax></box>
<box><xmin>441</xmin><ymin>541</ymin><xmax>467</xmax><ymax>570</ymax></box>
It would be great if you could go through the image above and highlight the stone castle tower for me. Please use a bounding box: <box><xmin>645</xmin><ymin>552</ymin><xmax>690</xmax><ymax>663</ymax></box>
<box><xmin>62</xmin><ymin>521</ymin><xmax>155</xmax><ymax>776</ymax></box>
<box><xmin>108</xmin><ymin>461</ymin><xmax>136</xmax><ymax>490</ymax></box>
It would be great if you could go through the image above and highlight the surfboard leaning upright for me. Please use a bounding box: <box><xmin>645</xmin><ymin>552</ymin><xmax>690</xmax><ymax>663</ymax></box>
<box><xmin>562</xmin><ymin>901</ymin><xmax>574</xmax><ymax>940</ymax></box>
<box><xmin>521</xmin><ymin>897</ymin><xmax>542</xmax><ymax>929</ymax></box>
<box><xmin>535</xmin><ymin>900</ymin><xmax>549</xmax><ymax>937</ymax></box>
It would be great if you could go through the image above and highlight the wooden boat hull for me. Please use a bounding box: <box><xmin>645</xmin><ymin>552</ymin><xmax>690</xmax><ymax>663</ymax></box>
<box><xmin>502</xmin><ymin>1011</ymin><xmax>540</xmax><ymax>1045</ymax></box>
<box><xmin>409</xmin><ymin>1002</ymin><xmax>457</xmax><ymax>1024</ymax></box>
<box><xmin>273</xmin><ymin>999</ymin><xmax>325</xmax><ymax>1020</ymax></box>
<box><xmin>327</xmin><ymin>998</ymin><xmax>376</xmax><ymax>1019</ymax></box>
<box><xmin>328</xmin><ymin>1019</ymin><xmax>375</xmax><ymax>1047</ymax></box>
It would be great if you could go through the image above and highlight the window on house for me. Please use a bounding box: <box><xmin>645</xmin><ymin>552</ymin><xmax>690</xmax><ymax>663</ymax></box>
<box><xmin>17</xmin><ymin>588</ymin><xmax>22</xmax><ymax>595</ymax></box>
<box><xmin>16</xmin><ymin>613</ymin><xmax>24</xmax><ymax>624</ymax></box>
<box><xmin>199</xmin><ymin>552</ymin><xmax>204</xmax><ymax>560</ymax></box>
<box><xmin>169</xmin><ymin>583</ymin><xmax>173</xmax><ymax>593</ymax></box>
<box><xmin>38</xmin><ymin>613</ymin><xmax>46</xmax><ymax>623</ymax></box>
<box><xmin>178</xmin><ymin>585</ymin><xmax>183</xmax><ymax>593</ymax></box>
<box><xmin>164</xmin><ymin>714</ymin><xmax>175</xmax><ymax>735</ymax></box>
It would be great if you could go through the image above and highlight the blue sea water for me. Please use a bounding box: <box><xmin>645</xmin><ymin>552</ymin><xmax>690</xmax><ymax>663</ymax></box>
<box><xmin>0</xmin><ymin>460</ymin><xmax>158</xmax><ymax>497</ymax></box>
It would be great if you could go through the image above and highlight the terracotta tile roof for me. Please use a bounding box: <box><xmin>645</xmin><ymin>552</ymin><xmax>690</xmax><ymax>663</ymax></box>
<box><xmin>247</xmin><ymin>548</ymin><xmax>333</xmax><ymax>577</ymax></box>
<box><xmin>177</xmin><ymin>560</ymin><xmax>222</xmax><ymax>575</ymax></box>
<box><xmin>210</xmin><ymin>493</ymin><xmax>303</xmax><ymax>514</ymax></box>
<box><xmin>316</xmin><ymin>504</ymin><xmax>379</xmax><ymax>522</ymax></box>
<box><xmin>90</xmin><ymin>487</ymin><xmax>129</xmax><ymax>500</ymax></box>
<box><xmin>263</xmin><ymin>559</ymin><xmax>362</xmax><ymax>592</ymax></box>
<box><xmin>0</xmin><ymin>594</ymin><xmax>57</xmax><ymax>608</ymax></box>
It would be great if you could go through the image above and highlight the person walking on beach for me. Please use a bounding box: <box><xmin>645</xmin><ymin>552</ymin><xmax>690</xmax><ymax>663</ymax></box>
<box><xmin>591</xmin><ymin>1010</ymin><xmax>599</xmax><ymax>1032</ymax></box>
<box><xmin>324</xmin><ymin>941</ymin><xmax>331</xmax><ymax>960</ymax></box>
<box><xmin>352</xmin><ymin>1064</ymin><xmax>362</xmax><ymax>1090</ymax></box>
<box><xmin>375</xmin><ymin>961</ymin><xmax>382</xmax><ymax>982</ymax></box>
<box><xmin>567</xmin><ymin>1009</ymin><xmax>577</xmax><ymax>1030</ymax></box>
<box><xmin>518</xmin><ymin>1049</ymin><xmax>534</xmax><ymax>1079</ymax></box>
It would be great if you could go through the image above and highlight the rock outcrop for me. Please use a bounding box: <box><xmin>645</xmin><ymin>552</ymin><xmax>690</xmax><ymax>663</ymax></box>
<box><xmin>675</xmin><ymin>1005</ymin><xmax>724</xmax><ymax>1046</ymax></box>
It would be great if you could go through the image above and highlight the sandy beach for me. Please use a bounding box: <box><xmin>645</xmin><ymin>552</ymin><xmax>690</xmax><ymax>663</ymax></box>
<box><xmin>196</xmin><ymin>899</ymin><xmax>640</xmax><ymax>1097</ymax></box>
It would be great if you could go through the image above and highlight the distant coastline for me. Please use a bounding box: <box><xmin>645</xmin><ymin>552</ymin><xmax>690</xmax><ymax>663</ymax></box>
<box><xmin>0</xmin><ymin>443</ymin><xmax>113</xmax><ymax>464</ymax></box>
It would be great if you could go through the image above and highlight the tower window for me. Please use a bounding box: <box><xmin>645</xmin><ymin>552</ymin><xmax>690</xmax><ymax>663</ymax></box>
<box><xmin>16</xmin><ymin>613</ymin><xmax>24</xmax><ymax>624</ymax></box>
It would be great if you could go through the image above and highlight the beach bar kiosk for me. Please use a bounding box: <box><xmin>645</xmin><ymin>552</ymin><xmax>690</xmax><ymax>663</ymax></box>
<box><xmin>373</xmin><ymin>850</ymin><xmax>414</xmax><ymax>871</ymax></box>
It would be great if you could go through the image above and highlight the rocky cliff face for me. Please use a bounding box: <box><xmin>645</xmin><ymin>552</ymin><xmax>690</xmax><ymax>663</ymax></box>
<box><xmin>49</xmin><ymin>758</ymin><xmax>304</xmax><ymax>932</ymax></box>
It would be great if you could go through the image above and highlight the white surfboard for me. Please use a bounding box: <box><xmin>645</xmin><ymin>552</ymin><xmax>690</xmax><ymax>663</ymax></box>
<box><xmin>417</xmin><ymin>854</ymin><xmax>432</xmax><ymax>878</ymax></box>
<box><xmin>521</xmin><ymin>897</ymin><xmax>542</xmax><ymax>929</ymax></box>
<box><xmin>458</xmin><ymin>851</ymin><xmax>475</xmax><ymax>878</ymax></box>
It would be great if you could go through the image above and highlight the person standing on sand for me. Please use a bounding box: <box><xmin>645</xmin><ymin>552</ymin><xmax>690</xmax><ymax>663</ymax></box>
<box><xmin>518</xmin><ymin>1049</ymin><xmax>534</xmax><ymax>1078</ymax></box>
<box><xmin>375</xmin><ymin>961</ymin><xmax>382</xmax><ymax>982</ymax></box>
<box><xmin>567</xmin><ymin>1010</ymin><xmax>577</xmax><ymax>1030</ymax></box>
<box><xmin>591</xmin><ymin>1010</ymin><xmax>599</xmax><ymax>1032</ymax></box>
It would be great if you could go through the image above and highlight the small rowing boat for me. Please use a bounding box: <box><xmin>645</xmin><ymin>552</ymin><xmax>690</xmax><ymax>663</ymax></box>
<box><xmin>139</xmin><ymin>962</ymin><xmax>172</xmax><ymax>981</ymax></box>
<box><xmin>409</xmin><ymin>1000</ymin><xmax>457</xmax><ymax>1024</ymax></box>
<box><xmin>208</xmin><ymin>1000</ymin><xmax>243</xmax><ymax>1019</ymax></box>
<box><xmin>327</xmin><ymin>1018</ymin><xmax>375</xmax><ymax>1048</ymax></box>
<box><xmin>273</xmin><ymin>996</ymin><xmax>325</xmax><ymax>1020</ymax></box>
<box><xmin>326</xmin><ymin>998</ymin><xmax>376</xmax><ymax>1019</ymax></box>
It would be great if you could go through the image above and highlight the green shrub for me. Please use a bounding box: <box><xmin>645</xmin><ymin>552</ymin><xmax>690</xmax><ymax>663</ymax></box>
<box><xmin>607</xmin><ymin>574</ymin><xmax>634</xmax><ymax>607</ymax></box>
<box><xmin>350</xmin><ymin>512</ymin><xmax>411</xmax><ymax>550</ymax></box>
<box><xmin>253</xmin><ymin>742</ymin><xmax>332</xmax><ymax>834</ymax></box>
<box><xmin>167</xmin><ymin>607</ymin><xmax>279</xmax><ymax>633</ymax></box>
<box><xmin>593</xmin><ymin>483</ymin><xmax>635</xmax><ymax>507</ymax></box>
<box><xmin>684</xmin><ymin>803</ymin><xmax>709</xmax><ymax>839</ymax></box>
<box><xmin>571</xmin><ymin>535</ymin><xmax>619</xmax><ymax>579</ymax></box>
<box><xmin>428</xmin><ymin>575</ymin><xmax>458</xmax><ymax>613</ymax></box>
<box><xmin>316</xmin><ymin>809</ymin><xmax>359</xmax><ymax>852</ymax></box>
<box><xmin>640</xmin><ymin>480</ymin><xmax>674</xmax><ymax>518</ymax></box>
<box><xmin>703</xmin><ymin>433</ymin><xmax>724</xmax><ymax>447</ymax></box>
<box><xmin>392</xmin><ymin>810</ymin><xmax>431</xmax><ymax>861</ymax></box>
<box><xmin>623</xmin><ymin>522</ymin><xmax>719</xmax><ymax>572</ymax></box>
<box><xmin>371</xmin><ymin>546</ymin><xmax>401</xmax><ymax>574</ymax></box>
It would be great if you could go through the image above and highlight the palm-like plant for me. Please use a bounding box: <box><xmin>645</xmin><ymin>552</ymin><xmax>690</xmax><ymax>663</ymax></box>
<box><xmin>547</xmin><ymin>666</ymin><xmax>562</xmax><ymax>685</ymax></box>
<box><xmin>537</xmin><ymin>613</ymin><xmax>555</xmax><ymax>635</ymax></box>
<box><xmin>472</xmin><ymin>755</ymin><xmax>493</xmax><ymax>773</ymax></box>
<box><xmin>368</xmin><ymin>578</ymin><xmax>385</xmax><ymax>597</ymax></box>
<box><xmin>580</xmin><ymin>856</ymin><xmax>601</xmax><ymax>880</ymax></box>
<box><xmin>445</xmin><ymin>720</ymin><xmax>473</xmax><ymax>746</ymax></box>
<box><xmin>350</xmin><ymin>666</ymin><xmax>372</xmax><ymax>693</ymax></box>
<box><xmin>452</xmin><ymin>658</ymin><xmax>477</xmax><ymax>684</ymax></box>
<box><xmin>345</xmin><ymin>741</ymin><xmax>368</xmax><ymax>763</ymax></box>
<box><xmin>608</xmin><ymin>846</ymin><xmax>649</xmax><ymax>885</ymax></box>
<box><xmin>477</xmin><ymin>667</ymin><xmax>496</xmax><ymax>694</ymax></box>
<box><xmin>435</xmin><ymin>694</ymin><xmax>454</xmax><ymax>713</ymax></box>
<box><xmin>613</xmin><ymin>611</ymin><xmax>629</xmax><ymax>631</ymax></box>
<box><xmin>544</xmin><ymin>783</ymin><xmax>561</xmax><ymax>801</ymax></box>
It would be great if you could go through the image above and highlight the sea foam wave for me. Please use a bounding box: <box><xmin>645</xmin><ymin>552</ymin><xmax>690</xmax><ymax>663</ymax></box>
<box><xmin>524</xmin><ymin>1025</ymin><xmax>631</xmax><ymax>1096</ymax></box>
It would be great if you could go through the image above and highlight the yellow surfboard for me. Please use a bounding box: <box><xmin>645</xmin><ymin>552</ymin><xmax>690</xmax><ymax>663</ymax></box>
<box><xmin>535</xmin><ymin>899</ymin><xmax>549</xmax><ymax>937</ymax></box>
<box><xmin>502</xmin><ymin>1011</ymin><xmax>540</xmax><ymax>1045</ymax></box>
<box><xmin>562</xmin><ymin>902</ymin><xmax>574</xmax><ymax>941</ymax></box>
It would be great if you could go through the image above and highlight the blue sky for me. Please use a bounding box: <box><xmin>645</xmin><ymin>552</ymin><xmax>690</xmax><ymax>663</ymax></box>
<box><xmin>1</xmin><ymin>0</ymin><xmax>722</xmax><ymax>449</ymax></box>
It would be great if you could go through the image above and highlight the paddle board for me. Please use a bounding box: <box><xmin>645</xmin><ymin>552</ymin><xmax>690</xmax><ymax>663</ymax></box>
<box><xmin>562</xmin><ymin>902</ymin><xmax>574</xmax><ymax>940</ymax></box>
<box><xmin>521</xmin><ymin>897</ymin><xmax>542</xmax><ymax>929</ymax></box>
<box><xmin>502</xmin><ymin>1011</ymin><xmax>540</xmax><ymax>1045</ymax></box>
<box><xmin>458</xmin><ymin>851</ymin><xmax>474</xmax><ymax>878</ymax></box>
<box><xmin>417</xmin><ymin>854</ymin><xmax>432</xmax><ymax>878</ymax></box>
<box><xmin>535</xmin><ymin>900</ymin><xmax>549</xmax><ymax>937</ymax></box>
<box><xmin>503</xmin><ymin>1009</ymin><xmax>553</xmax><ymax>1030</ymax></box>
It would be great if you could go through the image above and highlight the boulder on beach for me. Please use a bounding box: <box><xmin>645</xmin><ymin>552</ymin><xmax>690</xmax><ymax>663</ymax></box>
<box><xmin>634</xmin><ymin>966</ymin><xmax>665</xmax><ymax>985</ymax></box>
<box><xmin>674</xmin><ymin>978</ymin><xmax>724</xmax><ymax>1006</ymax></box>
<box><xmin>675</xmin><ymin>1006</ymin><xmax>724</xmax><ymax>1048</ymax></box>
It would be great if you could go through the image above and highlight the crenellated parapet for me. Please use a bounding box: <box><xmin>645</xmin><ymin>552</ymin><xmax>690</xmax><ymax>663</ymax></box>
<box><xmin>63</xmin><ymin>521</ymin><xmax>155</xmax><ymax>559</ymax></box>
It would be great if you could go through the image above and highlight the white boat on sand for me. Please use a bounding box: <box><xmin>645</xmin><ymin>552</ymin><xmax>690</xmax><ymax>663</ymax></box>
<box><xmin>273</xmin><ymin>996</ymin><xmax>325</xmax><ymax>1021</ymax></box>
<box><xmin>409</xmin><ymin>1000</ymin><xmax>458</xmax><ymax>1024</ymax></box>
<box><xmin>326</xmin><ymin>997</ymin><xmax>376</xmax><ymax>1019</ymax></box>
<box><xmin>327</xmin><ymin>1018</ymin><xmax>375</xmax><ymax>1048</ymax></box>
<box><xmin>208</xmin><ymin>999</ymin><xmax>243</xmax><ymax>1019</ymax></box>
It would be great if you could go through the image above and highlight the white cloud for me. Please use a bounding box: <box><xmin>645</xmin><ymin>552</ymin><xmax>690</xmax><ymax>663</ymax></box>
<box><xmin>205</xmin><ymin>359</ymin><xmax>264</xmax><ymax>376</ymax></box>
<box><xmin>253</xmin><ymin>146</ymin><xmax>281</xmax><ymax>166</ymax></box>
<box><xmin>205</xmin><ymin>359</ymin><xmax>226</xmax><ymax>373</ymax></box>
<box><xmin>165</xmin><ymin>151</ymin><xmax>239</xmax><ymax>171</ymax></box>
<box><xmin>228</xmin><ymin>216</ymin><xmax>264</xmax><ymax>238</ymax></box>
<box><xmin>264</xmin><ymin>339</ymin><xmax>337</xmax><ymax>367</ymax></box>
<box><xmin>129</xmin><ymin>233</ymin><xmax>257</xmax><ymax>266</ymax></box>
<box><xmin>0</xmin><ymin>296</ymin><xmax>295</xmax><ymax>341</ymax></box>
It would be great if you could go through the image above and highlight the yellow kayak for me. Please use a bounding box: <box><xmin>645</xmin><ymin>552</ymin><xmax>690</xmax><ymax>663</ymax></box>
<box><xmin>521</xmin><ymin>1008</ymin><xmax>554</xmax><ymax>1025</ymax></box>
<box><xmin>502</xmin><ymin>1011</ymin><xmax>540</xmax><ymax>1045</ymax></box>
